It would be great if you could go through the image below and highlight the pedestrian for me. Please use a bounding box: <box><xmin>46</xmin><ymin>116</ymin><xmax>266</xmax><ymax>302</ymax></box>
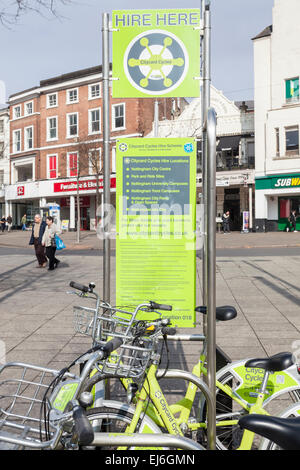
<box><xmin>21</xmin><ymin>214</ymin><xmax>27</xmax><ymax>231</ymax></box>
<box><xmin>0</xmin><ymin>216</ymin><xmax>6</xmax><ymax>232</ymax></box>
<box><xmin>222</xmin><ymin>210</ymin><xmax>231</xmax><ymax>234</ymax></box>
<box><xmin>289</xmin><ymin>210</ymin><xmax>298</xmax><ymax>232</ymax></box>
<box><xmin>29</xmin><ymin>214</ymin><xmax>47</xmax><ymax>268</ymax></box>
<box><xmin>6</xmin><ymin>215</ymin><xmax>12</xmax><ymax>232</ymax></box>
<box><xmin>42</xmin><ymin>216</ymin><xmax>61</xmax><ymax>271</ymax></box>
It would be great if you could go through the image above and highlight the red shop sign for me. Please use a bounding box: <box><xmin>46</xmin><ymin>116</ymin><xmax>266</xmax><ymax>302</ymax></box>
<box><xmin>17</xmin><ymin>186</ymin><xmax>25</xmax><ymax>196</ymax></box>
<box><xmin>53</xmin><ymin>177</ymin><xmax>116</xmax><ymax>193</ymax></box>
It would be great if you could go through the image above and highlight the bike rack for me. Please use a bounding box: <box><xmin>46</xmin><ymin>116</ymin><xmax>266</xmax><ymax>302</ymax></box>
<box><xmin>92</xmin><ymin>433</ymin><xmax>204</xmax><ymax>450</ymax></box>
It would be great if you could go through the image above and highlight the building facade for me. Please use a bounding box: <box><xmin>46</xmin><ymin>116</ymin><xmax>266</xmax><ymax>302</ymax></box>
<box><xmin>6</xmin><ymin>66</ymin><xmax>177</xmax><ymax>230</ymax></box>
<box><xmin>254</xmin><ymin>0</ymin><xmax>300</xmax><ymax>231</ymax></box>
<box><xmin>0</xmin><ymin>107</ymin><xmax>10</xmax><ymax>217</ymax></box>
<box><xmin>147</xmin><ymin>85</ymin><xmax>255</xmax><ymax>231</ymax></box>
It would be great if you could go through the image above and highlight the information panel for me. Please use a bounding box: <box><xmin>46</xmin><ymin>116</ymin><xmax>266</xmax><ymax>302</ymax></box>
<box><xmin>116</xmin><ymin>138</ymin><xmax>196</xmax><ymax>327</ymax></box>
<box><xmin>112</xmin><ymin>9</ymin><xmax>201</xmax><ymax>98</ymax></box>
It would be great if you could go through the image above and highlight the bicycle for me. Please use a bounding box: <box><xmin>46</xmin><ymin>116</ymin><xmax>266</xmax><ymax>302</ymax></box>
<box><xmin>69</xmin><ymin>281</ymin><xmax>300</xmax><ymax>450</ymax></box>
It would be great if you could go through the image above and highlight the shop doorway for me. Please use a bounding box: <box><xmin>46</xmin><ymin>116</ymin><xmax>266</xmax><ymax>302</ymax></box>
<box><xmin>224</xmin><ymin>188</ymin><xmax>241</xmax><ymax>231</ymax></box>
<box><xmin>80</xmin><ymin>207</ymin><xmax>90</xmax><ymax>230</ymax></box>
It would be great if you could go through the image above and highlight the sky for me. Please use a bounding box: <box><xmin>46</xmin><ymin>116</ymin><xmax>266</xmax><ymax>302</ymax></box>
<box><xmin>0</xmin><ymin>0</ymin><xmax>274</xmax><ymax>104</ymax></box>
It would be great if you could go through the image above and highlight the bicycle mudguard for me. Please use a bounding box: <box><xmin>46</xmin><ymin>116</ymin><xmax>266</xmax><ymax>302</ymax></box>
<box><xmin>216</xmin><ymin>359</ymin><xmax>300</xmax><ymax>407</ymax></box>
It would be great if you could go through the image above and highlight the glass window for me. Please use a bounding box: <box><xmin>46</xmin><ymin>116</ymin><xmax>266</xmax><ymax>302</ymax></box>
<box><xmin>286</xmin><ymin>77</ymin><xmax>299</xmax><ymax>103</ymax></box>
<box><xmin>68</xmin><ymin>113</ymin><xmax>78</xmax><ymax>137</ymax></box>
<box><xmin>48</xmin><ymin>93</ymin><xmax>57</xmax><ymax>107</ymax></box>
<box><xmin>67</xmin><ymin>88</ymin><xmax>78</xmax><ymax>103</ymax></box>
<box><xmin>13</xmin><ymin>106</ymin><xmax>21</xmax><ymax>119</ymax></box>
<box><xmin>48</xmin><ymin>117</ymin><xmax>57</xmax><ymax>140</ymax></box>
<box><xmin>275</xmin><ymin>128</ymin><xmax>280</xmax><ymax>157</ymax></box>
<box><xmin>0</xmin><ymin>120</ymin><xmax>4</xmax><ymax>134</ymax></box>
<box><xmin>285</xmin><ymin>126</ymin><xmax>299</xmax><ymax>154</ymax></box>
<box><xmin>68</xmin><ymin>152</ymin><xmax>78</xmax><ymax>177</ymax></box>
<box><xmin>48</xmin><ymin>155</ymin><xmax>57</xmax><ymax>179</ymax></box>
<box><xmin>89</xmin><ymin>108</ymin><xmax>100</xmax><ymax>134</ymax></box>
<box><xmin>113</xmin><ymin>104</ymin><xmax>125</xmax><ymax>129</ymax></box>
<box><xmin>25</xmin><ymin>127</ymin><xmax>33</xmax><ymax>150</ymax></box>
<box><xmin>89</xmin><ymin>84</ymin><xmax>100</xmax><ymax>99</ymax></box>
<box><xmin>25</xmin><ymin>102</ymin><xmax>33</xmax><ymax>115</ymax></box>
<box><xmin>13</xmin><ymin>130</ymin><xmax>21</xmax><ymax>152</ymax></box>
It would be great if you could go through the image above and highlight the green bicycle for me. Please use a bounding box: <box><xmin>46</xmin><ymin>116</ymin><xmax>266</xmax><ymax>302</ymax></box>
<box><xmin>69</xmin><ymin>281</ymin><xmax>300</xmax><ymax>450</ymax></box>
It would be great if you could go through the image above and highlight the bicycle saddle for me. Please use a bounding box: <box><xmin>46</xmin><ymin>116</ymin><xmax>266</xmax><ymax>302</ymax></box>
<box><xmin>195</xmin><ymin>305</ymin><xmax>237</xmax><ymax>322</ymax></box>
<box><xmin>244</xmin><ymin>352</ymin><xmax>294</xmax><ymax>372</ymax></box>
<box><xmin>239</xmin><ymin>414</ymin><xmax>300</xmax><ymax>450</ymax></box>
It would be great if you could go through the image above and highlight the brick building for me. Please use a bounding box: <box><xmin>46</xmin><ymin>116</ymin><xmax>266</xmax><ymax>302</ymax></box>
<box><xmin>6</xmin><ymin>65</ymin><xmax>178</xmax><ymax>230</ymax></box>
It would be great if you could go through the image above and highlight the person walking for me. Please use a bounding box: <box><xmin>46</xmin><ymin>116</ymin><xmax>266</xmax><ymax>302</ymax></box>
<box><xmin>290</xmin><ymin>210</ymin><xmax>298</xmax><ymax>232</ymax></box>
<box><xmin>222</xmin><ymin>210</ymin><xmax>231</xmax><ymax>234</ymax></box>
<box><xmin>42</xmin><ymin>216</ymin><xmax>61</xmax><ymax>271</ymax></box>
<box><xmin>6</xmin><ymin>215</ymin><xmax>12</xmax><ymax>232</ymax></box>
<box><xmin>0</xmin><ymin>216</ymin><xmax>6</xmax><ymax>232</ymax></box>
<box><xmin>21</xmin><ymin>214</ymin><xmax>27</xmax><ymax>231</ymax></box>
<box><xmin>29</xmin><ymin>214</ymin><xmax>47</xmax><ymax>268</ymax></box>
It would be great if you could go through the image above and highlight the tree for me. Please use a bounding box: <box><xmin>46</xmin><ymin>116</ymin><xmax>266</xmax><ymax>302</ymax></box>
<box><xmin>62</xmin><ymin>134</ymin><xmax>102</xmax><ymax>243</ymax></box>
<box><xmin>0</xmin><ymin>0</ymin><xmax>71</xmax><ymax>26</ymax></box>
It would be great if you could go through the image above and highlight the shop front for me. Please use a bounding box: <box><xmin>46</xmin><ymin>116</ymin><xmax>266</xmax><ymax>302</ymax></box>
<box><xmin>255</xmin><ymin>173</ymin><xmax>300</xmax><ymax>231</ymax></box>
<box><xmin>5</xmin><ymin>175</ymin><xmax>116</xmax><ymax>230</ymax></box>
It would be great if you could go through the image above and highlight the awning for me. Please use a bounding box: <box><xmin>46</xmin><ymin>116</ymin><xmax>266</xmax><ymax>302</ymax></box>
<box><xmin>217</xmin><ymin>135</ymin><xmax>241</xmax><ymax>152</ymax></box>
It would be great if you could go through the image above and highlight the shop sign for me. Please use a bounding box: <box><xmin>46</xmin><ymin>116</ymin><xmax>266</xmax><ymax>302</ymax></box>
<box><xmin>256</xmin><ymin>174</ymin><xmax>300</xmax><ymax>190</ymax></box>
<box><xmin>17</xmin><ymin>186</ymin><xmax>25</xmax><ymax>196</ymax></box>
<box><xmin>53</xmin><ymin>177</ymin><xmax>116</xmax><ymax>194</ymax></box>
<box><xmin>274</xmin><ymin>177</ymin><xmax>300</xmax><ymax>188</ymax></box>
<box><xmin>112</xmin><ymin>9</ymin><xmax>201</xmax><ymax>98</ymax></box>
<box><xmin>116</xmin><ymin>137</ymin><xmax>196</xmax><ymax>327</ymax></box>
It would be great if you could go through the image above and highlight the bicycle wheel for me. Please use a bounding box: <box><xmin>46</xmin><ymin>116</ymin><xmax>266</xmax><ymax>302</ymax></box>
<box><xmin>85</xmin><ymin>400</ymin><xmax>168</xmax><ymax>450</ymax></box>
<box><xmin>214</xmin><ymin>367</ymin><xmax>300</xmax><ymax>450</ymax></box>
<box><xmin>259</xmin><ymin>403</ymin><xmax>300</xmax><ymax>450</ymax></box>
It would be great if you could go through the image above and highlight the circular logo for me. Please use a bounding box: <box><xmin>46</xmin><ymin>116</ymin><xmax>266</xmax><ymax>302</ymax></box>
<box><xmin>124</xmin><ymin>30</ymin><xmax>189</xmax><ymax>96</ymax></box>
<box><xmin>184</xmin><ymin>143</ymin><xmax>194</xmax><ymax>153</ymax></box>
<box><xmin>119</xmin><ymin>143</ymin><xmax>128</xmax><ymax>152</ymax></box>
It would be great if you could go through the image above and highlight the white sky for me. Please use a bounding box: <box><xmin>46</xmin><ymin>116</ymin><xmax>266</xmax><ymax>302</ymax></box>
<box><xmin>0</xmin><ymin>0</ymin><xmax>274</xmax><ymax>103</ymax></box>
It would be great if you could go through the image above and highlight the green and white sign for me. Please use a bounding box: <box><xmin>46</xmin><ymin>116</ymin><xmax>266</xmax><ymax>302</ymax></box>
<box><xmin>112</xmin><ymin>9</ymin><xmax>201</xmax><ymax>98</ymax></box>
<box><xmin>116</xmin><ymin>138</ymin><xmax>197</xmax><ymax>327</ymax></box>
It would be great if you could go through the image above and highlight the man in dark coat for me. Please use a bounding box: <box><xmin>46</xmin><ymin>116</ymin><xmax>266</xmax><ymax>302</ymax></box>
<box><xmin>29</xmin><ymin>214</ymin><xmax>47</xmax><ymax>267</ymax></box>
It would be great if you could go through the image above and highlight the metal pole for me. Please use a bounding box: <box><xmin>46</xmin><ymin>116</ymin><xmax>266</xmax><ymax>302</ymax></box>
<box><xmin>102</xmin><ymin>12</ymin><xmax>111</xmax><ymax>402</ymax></box>
<box><xmin>201</xmin><ymin>0</ymin><xmax>211</xmax><ymax>319</ymax></box>
<box><xmin>154</xmin><ymin>100</ymin><xmax>159</xmax><ymax>137</ymax></box>
<box><xmin>205</xmin><ymin>107</ymin><xmax>217</xmax><ymax>450</ymax></box>
<box><xmin>102</xmin><ymin>12</ymin><xmax>111</xmax><ymax>304</ymax></box>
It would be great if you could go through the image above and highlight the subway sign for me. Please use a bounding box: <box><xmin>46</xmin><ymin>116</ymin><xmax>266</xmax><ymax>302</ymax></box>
<box><xmin>256</xmin><ymin>174</ymin><xmax>300</xmax><ymax>190</ymax></box>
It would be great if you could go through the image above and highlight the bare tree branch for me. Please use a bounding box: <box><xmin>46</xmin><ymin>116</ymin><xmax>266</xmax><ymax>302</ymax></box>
<box><xmin>0</xmin><ymin>0</ymin><xmax>73</xmax><ymax>26</ymax></box>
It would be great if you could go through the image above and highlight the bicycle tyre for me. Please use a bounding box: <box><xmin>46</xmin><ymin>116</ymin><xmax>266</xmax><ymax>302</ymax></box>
<box><xmin>200</xmin><ymin>366</ymin><xmax>300</xmax><ymax>450</ymax></box>
<box><xmin>85</xmin><ymin>400</ymin><xmax>169</xmax><ymax>450</ymax></box>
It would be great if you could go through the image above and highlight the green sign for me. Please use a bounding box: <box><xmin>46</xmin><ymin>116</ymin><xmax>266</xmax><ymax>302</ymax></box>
<box><xmin>112</xmin><ymin>9</ymin><xmax>201</xmax><ymax>98</ymax></box>
<box><xmin>286</xmin><ymin>77</ymin><xmax>299</xmax><ymax>102</ymax></box>
<box><xmin>256</xmin><ymin>174</ymin><xmax>300</xmax><ymax>190</ymax></box>
<box><xmin>116</xmin><ymin>138</ymin><xmax>196</xmax><ymax>327</ymax></box>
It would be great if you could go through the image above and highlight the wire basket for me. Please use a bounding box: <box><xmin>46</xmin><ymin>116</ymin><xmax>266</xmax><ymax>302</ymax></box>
<box><xmin>73</xmin><ymin>304</ymin><xmax>142</xmax><ymax>343</ymax></box>
<box><xmin>0</xmin><ymin>362</ymin><xmax>76</xmax><ymax>449</ymax></box>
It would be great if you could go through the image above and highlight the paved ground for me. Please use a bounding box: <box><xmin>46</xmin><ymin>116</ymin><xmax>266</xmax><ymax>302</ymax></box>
<box><xmin>0</xmin><ymin>230</ymin><xmax>300</xmax><ymax>408</ymax></box>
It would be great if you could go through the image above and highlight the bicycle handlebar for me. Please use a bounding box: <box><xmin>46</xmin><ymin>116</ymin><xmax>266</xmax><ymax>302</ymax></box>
<box><xmin>69</xmin><ymin>281</ymin><xmax>90</xmax><ymax>293</ymax></box>
<box><xmin>149</xmin><ymin>301</ymin><xmax>172</xmax><ymax>311</ymax></box>
<box><xmin>72</xmin><ymin>405</ymin><xmax>94</xmax><ymax>446</ymax></box>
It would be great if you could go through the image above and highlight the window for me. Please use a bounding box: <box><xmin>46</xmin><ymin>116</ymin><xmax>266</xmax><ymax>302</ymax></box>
<box><xmin>286</xmin><ymin>77</ymin><xmax>299</xmax><ymax>103</ymax></box>
<box><xmin>112</xmin><ymin>104</ymin><xmax>125</xmax><ymax>130</ymax></box>
<box><xmin>25</xmin><ymin>101</ymin><xmax>33</xmax><ymax>115</ymax></box>
<box><xmin>112</xmin><ymin>147</ymin><xmax>116</xmax><ymax>173</ymax></box>
<box><xmin>25</xmin><ymin>126</ymin><xmax>33</xmax><ymax>150</ymax></box>
<box><xmin>89</xmin><ymin>108</ymin><xmax>101</xmax><ymax>134</ymax></box>
<box><xmin>89</xmin><ymin>83</ymin><xmax>101</xmax><ymax>99</ymax></box>
<box><xmin>0</xmin><ymin>120</ymin><xmax>4</xmax><ymax>134</ymax></box>
<box><xmin>48</xmin><ymin>155</ymin><xmax>57</xmax><ymax>179</ymax></box>
<box><xmin>67</xmin><ymin>88</ymin><xmax>78</xmax><ymax>104</ymax></box>
<box><xmin>67</xmin><ymin>113</ymin><xmax>78</xmax><ymax>137</ymax></box>
<box><xmin>0</xmin><ymin>142</ymin><xmax>4</xmax><ymax>158</ymax></box>
<box><xmin>13</xmin><ymin>106</ymin><xmax>21</xmax><ymax>119</ymax></box>
<box><xmin>13</xmin><ymin>129</ymin><xmax>21</xmax><ymax>153</ymax></box>
<box><xmin>0</xmin><ymin>170</ymin><xmax>4</xmax><ymax>185</ymax></box>
<box><xmin>68</xmin><ymin>152</ymin><xmax>78</xmax><ymax>177</ymax></box>
<box><xmin>47</xmin><ymin>117</ymin><xmax>58</xmax><ymax>140</ymax></box>
<box><xmin>275</xmin><ymin>128</ymin><xmax>280</xmax><ymax>157</ymax></box>
<box><xmin>47</xmin><ymin>93</ymin><xmax>58</xmax><ymax>108</ymax></box>
<box><xmin>285</xmin><ymin>126</ymin><xmax>299</xmax><ymax>154</ymax></box>
<box><xmin>89</xmin><ymin>148</ymin><xmax>101</xmax><ymax>175</ymax></box>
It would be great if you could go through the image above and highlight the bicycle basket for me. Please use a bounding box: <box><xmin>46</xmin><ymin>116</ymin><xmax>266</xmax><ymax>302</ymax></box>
<box><xmin>0</xmin><ymin>362</ymin><xmax>76</xmax><ymax>449</ymax></box>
